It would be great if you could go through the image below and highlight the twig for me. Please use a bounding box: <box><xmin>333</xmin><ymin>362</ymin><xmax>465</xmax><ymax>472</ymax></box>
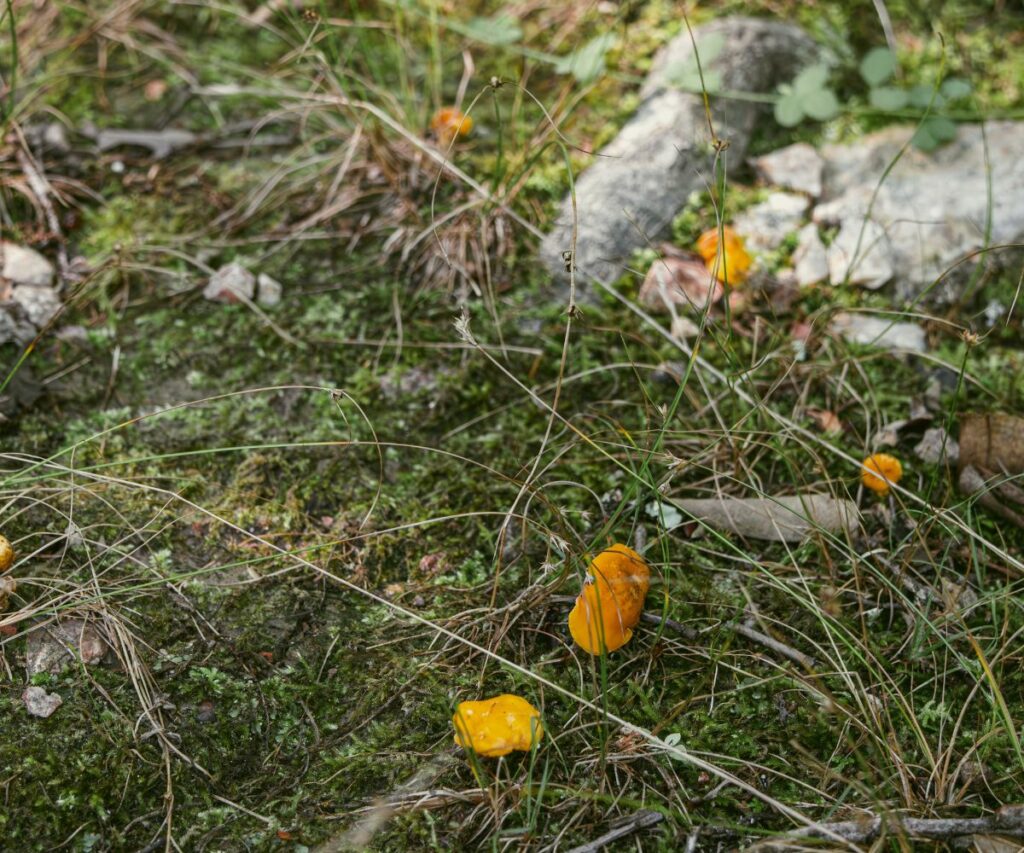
<box><xmin>564</xmin><ymin>810</ymin><xmax>664</xmax><ymax>853</ymax></box>
<box><xmin>733</xmin><ymin>621</ymin><xmax>815</xmax><ymax>668</ymax></box>
<box><xmin>779</xmin><ymin>804</ymin><xmax>1024</xmax><ymax>844</ymax></box>
<box><xmin>959</xmin><ymin>465</ymin><xmax>1024</xmax><ymax>528</ymax></box>
<box><xmin>14</xmin><ymin>143</ymin><xmax>70</xmax><ymax>284</ymax></box>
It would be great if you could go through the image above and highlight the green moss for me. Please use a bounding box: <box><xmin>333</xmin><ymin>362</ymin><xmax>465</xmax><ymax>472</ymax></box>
<box><xmin>4</xmin><ymin>0</ymin><xmax>1024</xmax><ymax>849</ymax></box>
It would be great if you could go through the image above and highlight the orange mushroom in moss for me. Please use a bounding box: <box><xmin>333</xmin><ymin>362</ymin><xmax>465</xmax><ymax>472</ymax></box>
<box><xmin>861</xmin><ymin>453</ymin><xmax>903</xmax><ymax>497</ymax></box>
<box><xmin>568</xmin><ymin>544</ymin><xmax>650</xmax><ymax>655</ymax></box>
<box><xmin>695</xmin><ymin>226</ymin><xmax>752</xmax><ymax>285</ymax></box>
<box><xmin>0</xmin><ymin>534</ymin><xmax>13</xmax><ymax>573</ymax></box>
<box><xmin>430</xmin><ymin>107</ymin><xmax>473</xmax><ymax>146</ymax></box>
<box><xmin>452</xmin><ymin>694</ymin><xmax>544</xmax><ymax>757</ymax></box>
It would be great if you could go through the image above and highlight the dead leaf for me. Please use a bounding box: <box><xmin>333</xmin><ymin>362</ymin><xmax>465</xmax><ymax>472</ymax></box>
<box><xmin>915</xmin><ymin>427</ymin><xmax>959</xmax><ymax>465</ymax></box>
<box><xmin>960</xmin><ymin>414</ymin><xmax>1024</xmax><ymax>474</ymax></box>
<box><xmin>972</xmin><ymin>835</ymin><xmax>1024</xmax><ymax>853</ymax></box>
<box><xmin>807</xmin><ymin>408</ymin><xmax>843</xmax><ymax>435</ymax></box>
<box><xmin>959</xmin><ymin>465</ymin><xmax>1024</xmax><ymax>528</ymax></box>
<box><xmin>675</xmin><ymin>494</ymin><xmax>860</xmax><ymax>543</ymax></box>
<box><xmin>144</xmin><ymin>79</ymin><xmax>168</xmax><ymax>101</ymax></box>
<box><xmin>638</xmin><ymin>255</ymin><xmax>722</xmax><ymax>313</ymax></box>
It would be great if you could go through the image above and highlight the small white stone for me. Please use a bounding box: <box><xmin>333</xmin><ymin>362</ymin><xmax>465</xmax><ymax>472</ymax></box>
<box><xmin>750</xmin><ymin>142</ymin><xmax>825</xmax><ymax>197</ymax></box>
<box><xmin>670</xmin><ymin>314</ymin><xmax>700</xmax><ymax>340</ymax></box>
<box><xmin>0</xmin><ymin>241</ymin><xmax>54</xmax><ymax>287</ymax></box>
<box><xmin>23</xmin><ymin>685</ymin><xmax>62</xmax><ymax>718</ymax></box>
<box><xmin>11</xmin><ymin>285</ymin><xmax>62</xmax><ymax>327</ymax></box>
<box><xmin>791</xmin><ymin>224</ymin><xmax>829</xmax><ymax>287</ymax></box>
<box><xmin>203</xmin><ymin>262</ymin><xmax>256</xmax><ymax>304</ymax></box>
<box><xmin>256</xmin><ymin>273</ymin><xmax>283</xmax><ymax>307</ymax></box>
<box><xmin>0</xmin><ymin>308</ymin><xmax>38</xmax><ymax>346</ymax></box>
<box><xmin>826</xmin><ymin>220</ymin><xmax>894</xmax><ymax>289</ymax></box>
<box><xmin>830</xmin><ymin>312</ymin><xmax>927</xmax><ymax>353</ymax></box>
<box><xmin>733</xmin><ymin>192</ymin><xmax>810</xmax><ymax>253</ymax></box>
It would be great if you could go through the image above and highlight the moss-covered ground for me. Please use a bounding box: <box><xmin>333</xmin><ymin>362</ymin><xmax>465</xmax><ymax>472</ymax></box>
<box><xmin>2</xmin><ymin>1</ymin><xmax>1024</xmax><ymax>850</ymax></box>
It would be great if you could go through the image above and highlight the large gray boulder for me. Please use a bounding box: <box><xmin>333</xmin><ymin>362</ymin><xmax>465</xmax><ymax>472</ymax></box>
<box><xmin>540</xmin><ymin>17</ymin><xmax>817</xmax><ymax>291</ymax></box>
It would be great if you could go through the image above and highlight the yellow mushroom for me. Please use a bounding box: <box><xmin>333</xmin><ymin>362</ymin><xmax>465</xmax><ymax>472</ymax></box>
<box><xmin>430</xmin><ymin>107</ymin><xmax>473</xmax><ymax>146</ymax></box>
<box><xmin>861</xmin><ymin>453</ymin><xmax>903</xmax><ymax>496</ymax></box>
<box><xmin>0</xmin><ymin>534</ymin><xmax>13</xmax><ymax>573</ymax></box>
<box><xmin>568</xmin><ymin>544</ymin><xmax>650</xmax><ymax>655</ymax></box>
<box><xmin>695</xmin><ymin>226</ymin><xmax>752</xmax><ymax>284</ymax></box>
<box><xmin>452</xmin><ymin>694</ymin><xmax>543</xmax><ymax>757</ymax></box>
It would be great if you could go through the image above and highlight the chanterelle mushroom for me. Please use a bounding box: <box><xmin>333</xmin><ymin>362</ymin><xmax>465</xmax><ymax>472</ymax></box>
<box><xmin>0</xmin><ymin>534</ymin><xmax>13</xmax><ymax>573</ymax></box>
<box><xmin>430</xmin><ymin>107</ymin><xmax>473</xmax><ymax>146</ymax></box>
<box><xmin>695</xmin><ymin>226</ymin><xmax>751</xmax><ymax>285</ymax></box>
<box><xmin>568</xmin><ymin>543</ymin><xmax>650</xmax><ymax>655</ymax></box>
<box><xmin>452</xmin><ymin>694</ymin><xmax>543</xmax><ymax>757</ymax></box>
<box><xmin>861</xmin><ymin>453</ymin><xmax>903</xmax><ymax>497</ymax></box>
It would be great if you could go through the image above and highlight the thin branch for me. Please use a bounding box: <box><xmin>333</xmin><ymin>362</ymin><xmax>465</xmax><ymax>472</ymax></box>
<box><xmin>565</xmin><ymin>810</ymin><xmax>664</xmax><ymax>853</ymax></box>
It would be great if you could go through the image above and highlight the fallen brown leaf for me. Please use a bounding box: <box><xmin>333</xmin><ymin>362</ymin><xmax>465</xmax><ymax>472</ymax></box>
<box><xmin>675</xmin><ymin>494</ymin><xmax>860</xmax><ymax>543</ymax></box>
<box><xmin>638</xmin><ymin>255</ymin><xmax>722</xmax><ymax>313</ymax></box>
<box><xmin>960</xmin><ymin>413</ymin><xmax>1024</xmax><ymax>474</ymax></box>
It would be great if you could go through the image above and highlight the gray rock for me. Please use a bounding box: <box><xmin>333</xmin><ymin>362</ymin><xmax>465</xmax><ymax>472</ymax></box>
<box><xmin>824</xmin><ymin>218</ymin><xmax>895</xmax><ymax>289</ymax></box>
<box><xmin>830</xmin><ymin>311</ymin><xmax>927</xmax><ymax>352</ymax></box>
<box><xmin>25</xmin><ymin>619</ymin><xmax>108</xmax><ymax>676</ymax></box>
<box><xmin>23</xmin><ymin>686</ymin><xmax>62</xmax><ymax>718</ymax></box>
<box><xmin>43</xmin><ymin>122</ymin><xmax>70</xmax><ymax>154</ymax></box>
<box><xmin>814</xmin><ymin>122</ymin><xmax>1024</xmax><ymax>300</ymax></box>
<box><xmin>733</xmin><ymin>191</ymin><xmax>809</xmax><ymax>252</ymax></box>
<box><xmin>791</xmin><ymin>224</ymin><xmax>829</xmax><ymax>286</ymax></box>
<box><xmin>540</xmin><ymin>18</ymin><xmax>817</xmax><ymax>291</ymax></box>
<box><xmin>750</xmin><ymin>142</ymin><xmax>824</xmax><ymax>197</ymax></box>
<box><xmin>0</xmin><ymin>241</ymin><xmax>54</xmax><ymax>287</ymax></box>
<box><xmin>203</xmin><ymin>262</ymin><xmax>255</xmax><ymax>303</ymax></box>
<box><xmin>256</xmin><ymin>273</ymin><xmax>283</xmax><ymax>307</ymax></box>
<box><xmin>11</xmin><ymin>284</ymin><xmax>62</xmax><ymax>327</ymax></box>
<box><xmin>0</xmin><ymin>306</ymin><xmax>39</xmax><ymax>346</ymax></box>
<box><xmin>671</xmin><ymin>314</ymin><xmax>701</xmax><ymax>340</ymax></box>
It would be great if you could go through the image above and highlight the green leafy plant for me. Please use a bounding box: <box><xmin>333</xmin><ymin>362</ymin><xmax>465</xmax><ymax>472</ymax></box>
<box><xmin>856</xmin><ymin>47</ymin><xmax>972</xmax><ymax>150</ymax></box>
<box><xmin>774</xmin><ymin>46</ymin><xmax>972</xmax><ymax>151</ymax></box>
<box><xmin>554</xmin><ymin>32</ymin><xmax>617</xmax><ymax>85</ymax></box>
<box><xmin>461</xmin><ymin>13</ymin><xmax>523</xmax><ymax>47</ymax></box>
<box><xmin>774</xmin><ymin>62</ymin><xmax>841</xmax><ymax>126</ymax></box>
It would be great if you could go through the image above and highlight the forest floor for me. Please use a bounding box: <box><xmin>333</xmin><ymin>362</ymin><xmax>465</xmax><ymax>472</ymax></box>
<box><xmin>2</xmin><ymin>1</ymin><xmax>1024</xmax><ymax>850</ymax></box>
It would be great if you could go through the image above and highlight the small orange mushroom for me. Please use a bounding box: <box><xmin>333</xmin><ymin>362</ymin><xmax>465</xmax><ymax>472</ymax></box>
<box><xmin>861</xmin><ymin>453</ymin><xmax>903</xmax><ymax>496</ymax></box>
<box><xmin>695</xmin><ymin>226</ymin><xmax>752</xmax><ymax>284</ymax></box>
<box><xmin>430</xmin><ymin>107</ymin><xmax>473</xmax><ymax>146</ymax></box>
<box><xmin>568</xmin><ymin>543</ymin><xmax>650</xmax><ymax>655</ymax></box>
<box><xmin>0</xmin><ymin>534</ymin><xmax>13</xmax><ymax>573</ymax></box>
<box><xmin>452</xmin><ymin>693</ymin><xmax>543</xmax><ymax>757</ymax></box>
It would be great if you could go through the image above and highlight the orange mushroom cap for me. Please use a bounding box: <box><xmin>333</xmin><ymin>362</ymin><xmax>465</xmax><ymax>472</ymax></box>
<box><xmin>568</xmin><ymin>543</ymin><xmax>650</xmax><ymax>655</ymax></box>
<box><xmin>0</xmin><ymin>534</ymin><xmax>13</xmax><ymax>573</ymax></box>
<box><xmin>861</xmin><ymin>453</ymin><xmax>903</xmax><ymax>496</ymax></box>
<box><xmin>430</xmin><ymin>107</ymin><xmax>473</xmax><ymax>145</ymax></box>
<box><xmin>695</xmin><ymin>226</ymin><xmax>752</xmax><ymax>284</ymax></box>
<box><xmin>452</xmin><ymin>694</ymin><xmax>543</xmax><ymax>757</ymax></box>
